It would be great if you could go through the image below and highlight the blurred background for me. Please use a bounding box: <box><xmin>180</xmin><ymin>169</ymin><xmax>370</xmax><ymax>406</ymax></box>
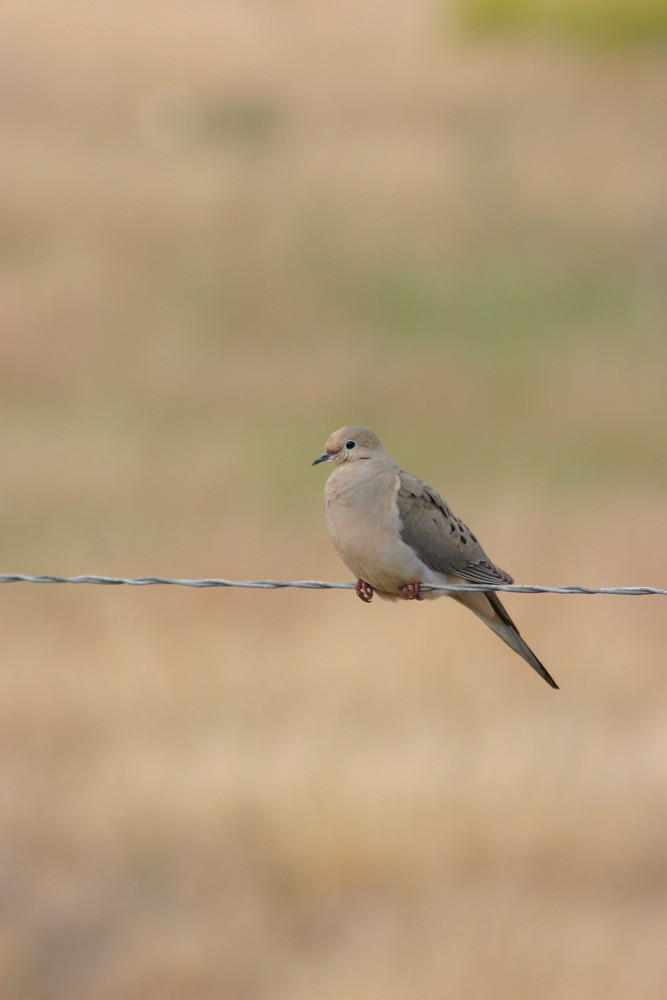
<box><xmin>2</xmin><ymin>1</ymin><xmax>667</xmax><ymax>997</ymax></box>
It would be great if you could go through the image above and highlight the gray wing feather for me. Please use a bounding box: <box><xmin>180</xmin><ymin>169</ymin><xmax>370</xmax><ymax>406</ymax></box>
<box><xmin>396</xmin><ymin>472</ymin><xmax>513</xmax><ymax>586</ymax></box>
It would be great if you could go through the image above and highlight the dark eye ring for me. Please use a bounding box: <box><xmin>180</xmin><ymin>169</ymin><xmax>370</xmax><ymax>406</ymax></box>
<box><xmin>344</xmin><ymin>439</ymin><xmax>356</xmax><ymax>450</ymax></box>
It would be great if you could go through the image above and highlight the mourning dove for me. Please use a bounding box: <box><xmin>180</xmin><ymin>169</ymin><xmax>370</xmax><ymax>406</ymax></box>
<box><xmin>313</xmin><ymin>426</ymin><xmax>558</xmax><ymax>689</ymax></box>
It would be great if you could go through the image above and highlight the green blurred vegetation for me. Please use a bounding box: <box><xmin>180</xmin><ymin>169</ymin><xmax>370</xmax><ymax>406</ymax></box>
<box><xmin>460</xmin><ymin>0</ymin><xmax>667</xmax><ymax>46</ymax></box>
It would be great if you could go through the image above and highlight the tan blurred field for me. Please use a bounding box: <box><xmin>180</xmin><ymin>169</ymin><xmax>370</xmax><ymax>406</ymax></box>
<box><xmin>2</xmin><ymin>2</ymin><xmax>667</xmax><ymax>998</ymax></box>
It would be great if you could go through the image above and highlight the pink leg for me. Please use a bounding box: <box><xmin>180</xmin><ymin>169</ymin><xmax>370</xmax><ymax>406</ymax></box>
<box><xmin>355</xmin><ymin>579</ymin><xmax>374</xmax><ymax>603</ymax></box>
<box><xmin>400</xmin><ymin>582</ymin><xmax>424</xmax><ymax>601</ymax></box>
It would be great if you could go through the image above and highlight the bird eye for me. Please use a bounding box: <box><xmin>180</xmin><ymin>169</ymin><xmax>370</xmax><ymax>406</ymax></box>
<box><xmin>344</xmin><ymin>439</ymin><xmax>356</xmax><ymax>450</ymax></box>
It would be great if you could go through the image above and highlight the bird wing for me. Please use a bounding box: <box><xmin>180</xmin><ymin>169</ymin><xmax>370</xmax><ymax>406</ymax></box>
<box><xmin>396</xmin><ymin>472</ymin><xmax>513</xmax><ymax>586</ymax></box>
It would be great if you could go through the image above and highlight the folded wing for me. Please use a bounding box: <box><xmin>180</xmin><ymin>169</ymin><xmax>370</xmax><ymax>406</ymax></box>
<box><xmin>397</xmin><ymin>472</ymin><xmax>513</xmax><ymax>586</ymax></box>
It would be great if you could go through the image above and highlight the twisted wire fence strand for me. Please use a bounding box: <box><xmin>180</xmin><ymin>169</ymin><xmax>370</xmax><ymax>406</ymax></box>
<box><xmin>0</xmin><ymin>575</ymin><xmax>665</xmax><ymax>596</ymax></box>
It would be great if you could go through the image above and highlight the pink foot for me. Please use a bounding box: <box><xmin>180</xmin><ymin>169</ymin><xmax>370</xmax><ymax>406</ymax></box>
<box><xmin>401</xmin><ymin>582</ymin><xmax>424</xmax><ymax>601</ymax></box>
<box><xmin>355</xmin><ymin>579</ymin><xmax>374</xmax><ymax>603</ymax></box>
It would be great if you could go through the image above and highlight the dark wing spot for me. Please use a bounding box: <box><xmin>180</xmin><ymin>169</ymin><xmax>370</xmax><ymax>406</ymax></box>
<box><xmin>461</xmin><ymin>536</ymin><xmax>467</xmax><ymax>544</ymax></box>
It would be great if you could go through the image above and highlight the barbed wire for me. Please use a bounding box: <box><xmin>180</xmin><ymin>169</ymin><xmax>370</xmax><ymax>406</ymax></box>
<box><xmin>0</xmin><ymin>574</ymin><xmax>665</xmax><ymax>596</ymax></box>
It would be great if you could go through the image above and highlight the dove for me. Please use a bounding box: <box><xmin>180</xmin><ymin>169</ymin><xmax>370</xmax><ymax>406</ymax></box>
<box><xmin>313</xmin><ymin>426</ymin><xmax>557</xmax><ymax>688</ymax></box>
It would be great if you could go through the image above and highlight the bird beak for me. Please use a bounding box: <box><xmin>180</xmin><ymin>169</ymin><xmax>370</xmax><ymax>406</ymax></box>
<box><xmin>312</xmin><ymin>452</ymin><xmax>331</xmax><ymax>466</ymax></box>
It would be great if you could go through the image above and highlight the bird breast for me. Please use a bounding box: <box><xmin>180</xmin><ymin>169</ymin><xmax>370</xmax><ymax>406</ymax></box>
<box><xmin>323</xmin><ymin>463</ymin><xmax>428</xmax><ymax>593</ymax></box>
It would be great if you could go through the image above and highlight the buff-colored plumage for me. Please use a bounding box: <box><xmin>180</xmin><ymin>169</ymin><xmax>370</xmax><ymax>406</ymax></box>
<box><xmin>313</xmin><ymin>426</ymin><xmax>557</xmax><ymax>688</ymax></box>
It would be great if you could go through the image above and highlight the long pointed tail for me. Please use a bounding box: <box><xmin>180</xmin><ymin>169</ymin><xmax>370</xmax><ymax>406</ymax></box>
<box><xmin>453</xmin><ymin>590</ymin><xmax>559</xmax><ymax>689</ymax></box>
